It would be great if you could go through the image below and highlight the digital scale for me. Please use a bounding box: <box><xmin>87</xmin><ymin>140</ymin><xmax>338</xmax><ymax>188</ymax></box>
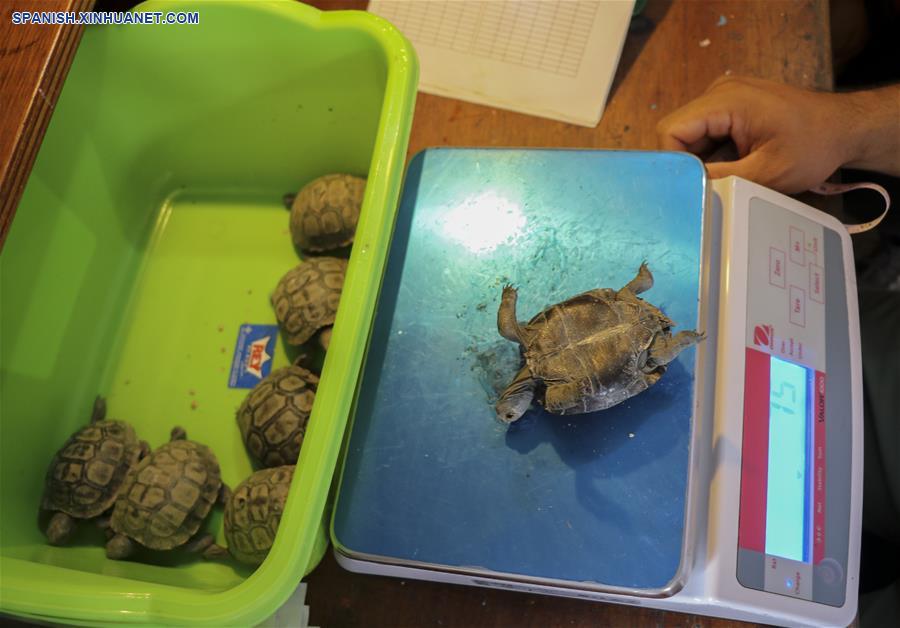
<box><xmin>330</xmin><ymin>149</ymin><xmax>863</xmax><ymax>628</ymax></box>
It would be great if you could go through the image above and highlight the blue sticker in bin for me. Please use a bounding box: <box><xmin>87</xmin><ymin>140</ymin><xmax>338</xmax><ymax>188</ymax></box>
<box><xmin>229</xmin><ymin>324</ymin><xmax>278</xmax><ymax>388</ymax></box>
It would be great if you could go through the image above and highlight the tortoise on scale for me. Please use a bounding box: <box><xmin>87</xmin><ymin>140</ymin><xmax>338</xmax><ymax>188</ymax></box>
<box><xmin>271</xmin><ymin>256</ymin><xmax>346</xmax><ymax>351</ymax></box>
<box><xmin>105</xmin><ymin>427</ymin><xmax>228</xmax><ymax>560</ymax></box>
<box><xmin>204</xmin><ymin>465</ymin><xmax>296</xmax><ymax>566</ymax></box>
<box><xmin>237</xmin><ymin>365</ymin><xmax>318</xmax><ymax>468</ymax></box>
<box><xmin>40</xmin><ymin>396</ymin><xmax>148</xmax><ymax>545</ymax></box>
<box><xmin>283</xmin><ymin>173</ymin><xmax>366</xmax><ymax>252</ymax></box>
<box><xmin>495</xmin><ymin>262</ymin><xmax>704</xmax><ymax>423</ymax></box>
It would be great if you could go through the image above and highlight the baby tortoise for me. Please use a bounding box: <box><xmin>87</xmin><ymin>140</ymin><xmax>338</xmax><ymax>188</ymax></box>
<box><xmin>496</xmin><ymin>263</ymin><xmax>704</xmax><ymax>423</ymax></box>
<box><xmin>204</xmin><ymin>466</ymin><xmax>295</xmax><ymax>566</ymax></box>
<box><xmin>283</xmin><ymin>173</ymin><xmax>366</xmax><ymax>252</ymax></box>
<box><xmin>237</xmin><ymin>365</ymin><xmax>318</xmax><ymax>468</ymax></box>
<box><xmin>271</xmin><ymin>256</ymin><xmax>346</xmax><ymax>351</ymax></box>
<box><xmin>41</xmin><ymin>396</ymin><xmax>148</xmax><ymax>545</ymax></box>
<box><xmin>105</xmin><ymin>427</ymin><xmax>228</xmax><ymax>560</ymax></box>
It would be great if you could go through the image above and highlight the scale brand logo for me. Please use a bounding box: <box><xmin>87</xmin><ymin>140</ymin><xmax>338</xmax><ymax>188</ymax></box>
<box><xmin>753</xmin><ymin>324</ymin><xmax>774</xmax><ymax>349</ymax></box>
<box><xmin>752</xmin><ymin>322</ymin><xmax>807</xmax><ymax>361</ymax></box>
<box><xmin>229</xmin><ymin>324</ymin><xmax>279</xmax><ymax>388</ymax></box>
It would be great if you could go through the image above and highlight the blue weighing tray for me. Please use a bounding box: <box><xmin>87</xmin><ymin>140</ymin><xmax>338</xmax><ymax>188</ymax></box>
<box><xmin>332</xmin><ymin>148</ymin><xmax>706</xmax><ymax>592</ymax></box>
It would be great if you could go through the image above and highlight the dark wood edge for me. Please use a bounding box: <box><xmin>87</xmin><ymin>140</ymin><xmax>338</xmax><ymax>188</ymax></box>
<box><xmin>0</xmin><ymin>0</ymin><xmax>94</xmax><ymax>251</ymax></box>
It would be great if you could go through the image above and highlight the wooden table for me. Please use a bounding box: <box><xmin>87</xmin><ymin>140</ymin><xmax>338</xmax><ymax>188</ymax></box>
<box><xmin>0</xmin><ymin>0</ymin><xmax>93</xmax><ymax>248</ymax></box>
<box><xmin>0</xmin><ymin>1</ymin><xmax>832</xmax><ymax>626</ymax></box>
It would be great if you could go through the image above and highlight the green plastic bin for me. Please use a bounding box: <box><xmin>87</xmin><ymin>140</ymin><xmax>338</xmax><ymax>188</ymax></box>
<box><xmin>0</xmin><ymin>0</ymin><xmax>417</xmax><ymax>624</ymax></box>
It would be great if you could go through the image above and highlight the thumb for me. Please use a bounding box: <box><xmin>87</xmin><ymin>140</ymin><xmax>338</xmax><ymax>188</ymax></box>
<box><xmin>705</xmin><ymin>150</ymin><xmax>786</xmax><ymax>191</ymax></box>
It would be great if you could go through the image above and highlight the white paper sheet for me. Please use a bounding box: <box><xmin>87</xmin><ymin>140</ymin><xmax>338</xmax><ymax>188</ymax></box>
<box><xmin>368</xmin><ymin>0</ymin><xmax>635</xmax><ymax>127</ymax></box>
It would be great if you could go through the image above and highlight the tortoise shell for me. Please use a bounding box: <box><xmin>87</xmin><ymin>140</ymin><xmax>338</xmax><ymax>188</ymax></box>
<box><xmin>522</xmin><ymin>290</ymin><xmax>669</xmax><ymax>413</ymax></box>
<box><xmin>289</xmin><ymin>174</ymin><xmax>365</xmax><ymax>252</ymax></box>
<box><xmin>223</xmin><ymin>465</ymin><xmax>295</xmax><ymax>565</ymax></box>
<box><xmin>497</xmin><ymin>263</ymin><xmax>703</xmax><ymax>419</ymax></box>
<box><xmin>271</xmin><ymin>256</ymin><xmax>346</xmax><ymax>346</ymax></box>
<box><xmin>42</xmin><ymin>419</ymin><xmax>143</xmax><ymax>519</ymax></box>
<box><xmin>110</xmin><ymin>437</ymin><xmax>221</xmax><ymax>550</ymax></box>
<box><xmin>237</xmin><ymin>366</ymin><xmax>318</xmax><ymax>468</ymax></box>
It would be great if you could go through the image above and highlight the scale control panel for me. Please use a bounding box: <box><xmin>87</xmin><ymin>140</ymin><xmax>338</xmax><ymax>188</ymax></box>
<box><xmin>734</xmin><ymin>197</ymin><xmax>852</xmax><ymax>607</ymax></box>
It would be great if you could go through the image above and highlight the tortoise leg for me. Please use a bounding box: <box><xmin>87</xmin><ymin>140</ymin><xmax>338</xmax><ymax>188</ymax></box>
<box><xmin>45</xmin><ymin>512</ymin><xmax>76</xmax><ymax>545</ymax></box>
<box><xmin>283</xmin><ymin>193</ymin><xmax>296</xmax><ymax>209</ymax></box>
<box><xmin>106</xmin><ymin>533</ymin><xmax>136</xmax><ymax>559</ymax></box>
<box><xmin>185</xmin><ymin>533</ymin><xmax>229</xmax><ymax>560</ymax></box>
<box><xmin>170</xmin><ymin>426</ymin><xmax>187</xmax><ymax>441</ymax></box>
<box><xmin>543</xmin><ymin>382</ymin><xmax>585</xmax><ymax>415</ymax></box>
<box><xmin>497</xmin><ymin>284</ymin><xmax>526</xmax><ymax>343</ymax></box>
<box><xmin>647</xmin><ymin>330</ymin><xmax>705</xmax><ymax>368</ymax></box>
<box><xmin>620</xmin><ymin>262</ymin><xmax>654</xmax><ymax>296</ymax></box>
<box><xmin>203</xmin><ymin>543</ymin><xmax>230</xmax><ymax>561</ymax></box>
<box><xmin>95</xmin><ymin>516</ymin><xmax>115</xmax><ymax>539</ymax></box>
<box><xmin>318</xmin><ymin>327</ymin><xmax>333</xmax><ymax>351</ymax></box>
<box><xmin>90</xmin><ymin>395</ymin><xmax>107</xmax><ymax>423</ymax></box>
<box><xmin>138</xmin><ymin>440</ymin><xmax>151</xmax><ymax>459</ymax></box>
<box><xmin>496</xmin><ymin>366</ymin><xmax>536</xmax><ymax>424</ymax></box>
<box><xmin>218</xmin><ymin>484</ymin><xmax>232</xmax><ymax>506</ymax></box>
<box><xmin>292</xmin><ymin>352</ymin><xmax>312</xmax><ymax>368</ymax></box>
<box><xmin>625</xmin><ymin>370</ymin><xmax>660</xmax><ymax>399</ymax></box>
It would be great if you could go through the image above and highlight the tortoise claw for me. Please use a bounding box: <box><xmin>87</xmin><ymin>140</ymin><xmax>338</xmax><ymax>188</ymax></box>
<box><xmin>91</xmin><ymin>396</ymin><xmax>107</xmax><ymax>423</ymax></box>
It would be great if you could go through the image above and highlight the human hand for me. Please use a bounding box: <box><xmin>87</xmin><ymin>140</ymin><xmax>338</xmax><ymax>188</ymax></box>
<box><xmin>656</xmin><ymin>75</ymin><xmax>897</xmax><ymax>194</ymax></box>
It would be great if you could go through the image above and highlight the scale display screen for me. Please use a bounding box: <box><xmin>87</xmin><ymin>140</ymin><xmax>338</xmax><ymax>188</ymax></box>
<box><xmin>764</xmin><ymin>356</ymin><xmax>812</xmax><ymax>563</ymax></box>
<box><xmin>739</xmin><ymin>349</ymin><xmax>819</xmax><ymax>567</ymax></box>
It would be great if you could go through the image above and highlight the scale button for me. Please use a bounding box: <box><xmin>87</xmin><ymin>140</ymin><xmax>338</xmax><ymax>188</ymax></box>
<box><xmin>769</xmin><ymin>247</ymin><xmax>786</xmax><ymax>288</ymax></box>
<box><xmin>790</xmin><ymin>227</ymin><xmax>806</xmax><ymax>266</ymax></box>
<box><xmin>816</xmin><ymin>558</ymin><xmax>843</xmax><ymax>585</ymax></box>
<box><xmin>810</xmin><ymin>264</ymin><xmax>825</xmax><ymax>303</ymax></box>
<box><xmin>789</xmin><ymin>286</ymin><xmax>806</xmax><ymax>327</ymax></box>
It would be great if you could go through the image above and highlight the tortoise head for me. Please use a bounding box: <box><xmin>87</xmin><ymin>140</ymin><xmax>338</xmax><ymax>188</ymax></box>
<box><xmin>495</xmin><ymin>370</ymin><xmax>535</xmax><ymax>424</ymax></box>
<box><xmin>495</xmin><ymin>395</ymin><xmax>531</xmax><ymax>424</ymax></box>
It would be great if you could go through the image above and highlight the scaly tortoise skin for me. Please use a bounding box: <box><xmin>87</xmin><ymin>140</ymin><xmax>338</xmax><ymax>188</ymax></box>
<box><xmin>271</xmin><ymin>256</ymin><xmax>346</xmax><ymax>350</ymax></box>
<box><xmin>237</xmin><ymin>366</ymin><xmax>318</xmax><ymax>468</ymax></box>
<box><xmin>285</xmin><ymin>174</ymin><xmax>366</xmax><ymax>252</ymax></box>
<box><xmin>222</xmin><ymin>465</ymin><xmax>295</xmax><ymax>565</ymax></box>
<box><xmin>106</xmin><ymin>427</ymin><xmax>227</xmax><ymax>559</ymax></box>
<box><xmin>495</xmin><ymin>263</ymin><xmax>705</xmax><ymax>423</ymax></box>
<box><xmin>41</xmin><ymin>396</ymin><xmax>147</xmax><ymax>545</ymax></box>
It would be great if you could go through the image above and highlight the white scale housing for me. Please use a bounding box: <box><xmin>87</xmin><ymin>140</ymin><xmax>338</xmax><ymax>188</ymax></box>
<box><xmin>335</xmin><ymin>173</ymin><xmax>863</xmax><ymax>628</ymax></box>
